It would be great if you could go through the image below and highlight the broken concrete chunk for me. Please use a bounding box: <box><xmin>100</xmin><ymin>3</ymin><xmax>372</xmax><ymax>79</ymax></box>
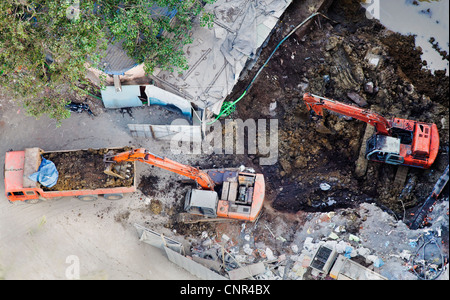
<box><xmin>265</xmin><ymin>247</ymin><xmax>276</xmax><ymax>260</ymax></box>
<box><xmin>365</xmin><ymin>51</ymin><xmax>383</xmax><ymax>69</ymax></box>
<box><xmin>227</xmin><ymin>262</ymin><xmax>266</xmax><ymax>280</ymax></box>
<box><xmin>364</xmin><ymin>81</ymin><xmax>376</xmax><ymax>94</ymax></box>
<box><xmin>347</xmin><ymin>92</ymin><xmax>368</xmax><ymax>107</ymax></box>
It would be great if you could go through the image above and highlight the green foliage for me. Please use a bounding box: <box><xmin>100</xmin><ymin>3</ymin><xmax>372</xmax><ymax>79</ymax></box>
<box><xmin>0</xmin><ymin>0</ymin><xmax>216</xmax><ymax>123</ymax></box>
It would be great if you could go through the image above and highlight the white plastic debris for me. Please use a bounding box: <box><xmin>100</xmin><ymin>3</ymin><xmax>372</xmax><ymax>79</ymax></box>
<box><xmin>265</xmin><ymin>247</ymin><xmax>276</xmax><ymax>260</ymax></box>
<box><xmin>328</xmin><ymin>232</ymin><xmax>339</xmax><ymax>240</ymax></box>
<box><xmin>349</xmin><ymin>234</ymin><xmax>360</xmax><ymax>242</ymax></box>
<box><xmin>320</xmin><ymin>183</ymin><xmax>331</xmax><ymax>191</ymax></box>
<box><xmin>269</xmin><ymin>101</ymin><xmax>277</xmax><ymax>112</ymax></box>
<box><xmin>399</xmin><ymin>250</ymin><xmax>412</xmax><ymax>261</ymax></box>
<box><xmin>222</xmin><ymin>234</ymin><xmax>230</xmax><ymax>242</ymax></box>
<box><xmin>357</xmin><ymin>247</ymin><xmax>371</xmax><ymax>257</ymax></box>
<box><xmin>243</xmin><ymin>244</ymin><xmax>253</xmax><ymax>255</ymax></box>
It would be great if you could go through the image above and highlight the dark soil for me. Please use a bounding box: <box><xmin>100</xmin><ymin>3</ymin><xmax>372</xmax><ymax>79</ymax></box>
<box><xmin>43</xmin><ymin>147</ymin><xmax>134</xmax><ymax>191</ymax></box>
<box><xmin>223</xmin><ymin>0</ymin><xmax>449</xmax><ymax>218</ymax></box>
<box><xmin>137</xmin><ymin>175</ymin><xmax>160</xmax><ymax>198</ymax></box>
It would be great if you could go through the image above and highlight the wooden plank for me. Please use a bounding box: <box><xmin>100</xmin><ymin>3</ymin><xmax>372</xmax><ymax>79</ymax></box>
<box><xmin>221</xmin><ymin>181</ymin><xmax>230</xmax><ymax>200</ymax></box>
<box><xmin>228</xmin><ymin>182</ymin><xmax>238</xmax><ymax>201</ymax></box>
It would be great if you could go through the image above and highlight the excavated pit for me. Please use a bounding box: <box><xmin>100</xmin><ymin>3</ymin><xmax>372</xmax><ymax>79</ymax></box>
<box><xmin>221</xmin><ymin>0</ymin><xmax>449</xmax><ymax>218</ymax></box>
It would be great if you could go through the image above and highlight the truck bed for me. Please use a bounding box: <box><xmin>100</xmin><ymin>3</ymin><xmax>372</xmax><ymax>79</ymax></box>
<box><xmin>38</xmin><ymin>147</ymin><xmax>135</xmax><ymax>192</ymax></box>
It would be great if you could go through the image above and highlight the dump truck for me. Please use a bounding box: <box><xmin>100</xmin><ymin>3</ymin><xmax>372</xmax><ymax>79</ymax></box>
<box><xmin>4</xmin><ymin>147</ymin><xmax>136</xmax><ymax>203</ymax></box>
<box><xmin>5</xmin><ymin>147</ymin><xmax>265</xmax><ymax>223</ymax></box>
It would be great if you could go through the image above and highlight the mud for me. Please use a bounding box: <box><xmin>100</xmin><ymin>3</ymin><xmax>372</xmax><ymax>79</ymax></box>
<box><xmin>225</xmin><ymin>0</ymin><xmax>449</xmax><ymax>217</ymax></box>
<box><xmin>43</xmin><ymin>147</ymin><xmax>134</xmax><ymax>191</ymax></box>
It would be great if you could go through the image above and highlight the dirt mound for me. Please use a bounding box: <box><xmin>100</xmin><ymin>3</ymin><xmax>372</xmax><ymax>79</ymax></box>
<box><xmin>43</xmin><ymin>147</ymin><xmax>134</xmax><ymax>191</ymax></box>
<box><xmin>226</xmin><ymin>0</ymin><xmax>449</xmax><ymax>217</ymax></box>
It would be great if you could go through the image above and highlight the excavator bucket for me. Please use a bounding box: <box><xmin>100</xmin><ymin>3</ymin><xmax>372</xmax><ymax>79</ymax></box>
<box><xmin>314</xmin><ymin>121</ymin><xmax>332</xmax><ymax>134</ymax></box>
<box><xmin>104</xmin><ymin>163</ymin><xmax>125</xmax><ymax>179</ymax></box>
<box><xmin>103</xmin><ymin>151</ymin><xmax>133</xmax><ymax>179</ymax></box>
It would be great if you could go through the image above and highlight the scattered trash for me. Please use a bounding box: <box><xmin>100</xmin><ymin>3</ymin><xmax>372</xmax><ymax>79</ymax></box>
<box><xmin>344</xmin><ymin>246</ymin><xmax>353</xmax><ymax>258</ymax></box>
<box><xmin>320</xmin><ymin>182</ymin><xmax>331</xmax><ymax>191</ymax></box>
<box><xmin>373</xmin><ymin>258</ymin><xmax>384</xmax><ymax>268</ymax></box>
<box><xmin>28</xmin><ymin>157</ymin><xmax>59</xmax><ymax>188</ymax></box>
<box><xmin>349</xmin><ymin>234</ymin><xmax>360</xmax><ymax>242</ymax></box>
<box><xmin>269</xmin><ymin>101</ymin><xmax>277</xmax><ymax>112</ymax></box>
<box><xmin>65</xmin><ymin>101</ymin><xmax>94</xmax><ymax>116</ymax></box>
<box><xmin>329</xmin><ymin>232</ymin><xmax>339</xmax><ymax>240</ymax></box>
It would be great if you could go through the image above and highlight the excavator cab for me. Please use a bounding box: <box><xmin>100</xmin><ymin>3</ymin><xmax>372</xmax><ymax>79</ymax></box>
<box><xmin>182</xmin><ymin>170</ymin><xmax>265</xmax><ymax>222</ymax></box>
<box><xmin>366</xmin><ymin>135</ymin><xmax>404</xmax><ymax>165</ymax></box>
<box><xmin>184</xmin><ymin>189</ymin><xmax>219</xmax><ymax>218</ymax></box>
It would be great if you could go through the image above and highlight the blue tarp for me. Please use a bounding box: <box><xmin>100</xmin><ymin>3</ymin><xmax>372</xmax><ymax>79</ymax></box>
<box><xmin>28</xmin><ymin>157</ymin><xmax>59</xmax><ymax>188</ymax></box>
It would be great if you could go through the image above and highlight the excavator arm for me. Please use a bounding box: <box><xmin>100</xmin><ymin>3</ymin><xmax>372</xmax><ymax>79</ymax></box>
<box><xmin>104</xmin><ymin>148</ymin><xmax>215</xmax><ymax>190</ymax></box>
<box><xmin>303</xmin><ymin>93</ymin><xmax>391</xmax><ymax>135</ymax></box>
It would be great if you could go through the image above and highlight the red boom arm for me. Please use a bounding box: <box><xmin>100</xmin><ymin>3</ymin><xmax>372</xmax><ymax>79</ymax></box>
<box><xmin>303</xmin><ymin>93</ymin><xmax>391</xmax><ymax>136</ymax></box>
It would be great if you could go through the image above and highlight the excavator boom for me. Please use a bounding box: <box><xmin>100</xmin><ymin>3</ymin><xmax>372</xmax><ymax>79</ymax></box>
<box><xmin>303</xmin><ymin>93</ymin><xmax>391</xmax><ymax>135</ymax></box>
<box><xmin>104</xmin><ymin>148</ymin><xmax>215</xmax><ymax>190</ymax></box>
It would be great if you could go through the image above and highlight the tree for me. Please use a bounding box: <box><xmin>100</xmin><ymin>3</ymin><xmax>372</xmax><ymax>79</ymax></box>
<box><xmin>0</xmin><ymin>0</ymin><xmax>215</xmax><ymax>123</ymax></box>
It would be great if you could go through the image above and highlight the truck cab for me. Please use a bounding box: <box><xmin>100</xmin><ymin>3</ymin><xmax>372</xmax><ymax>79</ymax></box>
<box><xmin>4</xmin><ymin>150</ymin><xmax>41</xmax><ymax>202</ymax></box>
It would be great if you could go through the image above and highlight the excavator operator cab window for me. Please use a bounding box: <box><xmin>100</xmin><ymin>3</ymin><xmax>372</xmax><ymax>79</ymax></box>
<box><xmin>385</xmin><ymin>153</ymin><xmax>404</xmax><ymax>165</ymax></box>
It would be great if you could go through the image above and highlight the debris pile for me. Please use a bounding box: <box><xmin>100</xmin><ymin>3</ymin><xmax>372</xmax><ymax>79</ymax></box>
<box><xmin>181</xmin><ymin>201</ymin><xmax>448</xmax><ymax>280</ymax></box>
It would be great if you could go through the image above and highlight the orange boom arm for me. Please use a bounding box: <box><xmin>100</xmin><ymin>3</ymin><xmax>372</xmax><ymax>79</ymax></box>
<box><xmin>104</xmin><ymin>148</ymin><xmax>215</xmax><ymax>190</ymax></box>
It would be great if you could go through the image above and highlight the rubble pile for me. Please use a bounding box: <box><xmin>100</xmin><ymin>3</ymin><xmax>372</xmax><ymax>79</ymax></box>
<box><xmin>183</xmin><ymin>201</ymin><xmax>448</xmax><ymax>280</ymax></box>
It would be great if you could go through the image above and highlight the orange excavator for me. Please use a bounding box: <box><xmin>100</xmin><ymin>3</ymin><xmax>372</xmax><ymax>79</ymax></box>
<box><xmin>103</xmin><ymin>148</ymin><xmax>265</xmax><ymax>222</ymax></box>
<box><xmin>302</xmin><ymin>93</ymin><xmax>439</xmax><ymax>169</ymax></box>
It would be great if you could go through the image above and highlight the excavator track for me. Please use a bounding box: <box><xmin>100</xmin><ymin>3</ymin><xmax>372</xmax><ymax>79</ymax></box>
<box><xmin>394</xmin><ymin>165</ymin><xmax>409</xmax><ymax>188</ymax></box>
<box><xmin>176</xmin><ymin>213</ymin><xmax>234</xmax><ymax>224</ymax></box>
<box><xmin>355</xmin><ymin>123</ymin><xmax>375</xmax><ymax>177</ymax></box>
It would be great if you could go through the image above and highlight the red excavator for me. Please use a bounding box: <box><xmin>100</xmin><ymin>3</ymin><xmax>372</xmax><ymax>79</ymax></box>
<box><xmin>302</xmin><ymin>93</ymin><xmax>439</xmax><ymax>169</ymax></box>
<box><xmin>103</xmin><ymin>148</ymin><xmax>265</xmax><ymax>222</ymax></box>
